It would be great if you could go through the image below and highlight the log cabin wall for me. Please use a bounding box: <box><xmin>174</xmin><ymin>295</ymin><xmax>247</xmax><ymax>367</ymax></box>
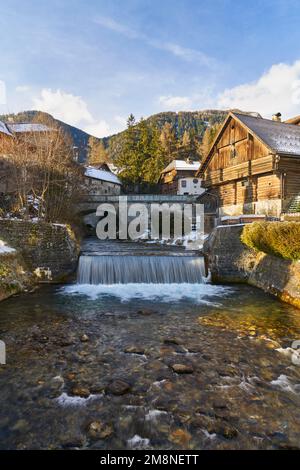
<box><xmin>200</xmin><ymin>114</ymin><xmax>286</xmax><ymax>217</ymax></box>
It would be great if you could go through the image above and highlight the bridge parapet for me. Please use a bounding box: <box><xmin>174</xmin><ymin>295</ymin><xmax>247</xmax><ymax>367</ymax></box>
<box><xmin>80</xmin><ymin>194</ymin><xmax>200</xmax><ymax>204</ymax></box>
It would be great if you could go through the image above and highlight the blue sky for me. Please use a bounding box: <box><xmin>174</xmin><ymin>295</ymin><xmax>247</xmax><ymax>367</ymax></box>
<box><xmin>1</xmin><ymin>0</ymin><xmax>300</xmax><ymax>137</ymax></box>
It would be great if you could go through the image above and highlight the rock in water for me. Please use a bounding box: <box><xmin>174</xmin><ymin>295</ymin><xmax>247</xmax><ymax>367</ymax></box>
<box><xmin>71</xmin><ymin>386</ymin><xmax>90</xmax><ymax>398</ymax></box>
<box><xmin>80</xmin><ymin>334</ymin><xmax>89</xmax><ymax>342</ymax></box>
<box><xmin>88</xmin><ymin>421</ymin><xmax>113</xmax><ymax>440</ymax></box>
<box><xmin>106</xmin><ymin>380</ymin><xmax>131</xmax><ymax>396</ymax></box>
<box><xmin>171</xmin><ymin>364</ymin><xmax>194</xmax><ymax>374</ymax></box>
<box><xmin>124</xmin><ymin>346</ymin><xmax>145</xmax><ymax>355</ymax></box>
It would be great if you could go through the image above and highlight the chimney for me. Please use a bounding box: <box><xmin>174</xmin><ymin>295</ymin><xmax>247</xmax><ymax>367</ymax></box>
<box><xmin>272</xmin><ymin>112</ymin><xmax>281</xmax><ymax>122</ymax></box>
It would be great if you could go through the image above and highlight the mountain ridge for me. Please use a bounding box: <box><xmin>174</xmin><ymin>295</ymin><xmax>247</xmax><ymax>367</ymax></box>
<box><xmin>0</xmin><ymin>109</ymin><xmax>228</xmax><ymax>163</ymax></box>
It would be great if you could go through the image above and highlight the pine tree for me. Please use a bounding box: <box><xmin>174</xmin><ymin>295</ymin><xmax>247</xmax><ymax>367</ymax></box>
<box><xmin>115</xmin><ymin>115</ymin><xmax>144</xmax><ymax>189</ymax></box>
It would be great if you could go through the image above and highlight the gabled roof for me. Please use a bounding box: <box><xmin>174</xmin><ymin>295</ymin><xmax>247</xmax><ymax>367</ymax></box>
<box><xmin>199</xmin><ymin>111</ymin><xmax>300</xmax><ymax>175</ymax></box>
<box><xmin>161</xmin><ymin>159</ymin><xmax>200</xmax><ymax>174</ymax></box>
<box><xmin>0</xmin><ymin>121</ymin><xmax>13</xmax><ymax>137</ymax></box>
<box><xmin>84</xmin><ymin>166</ymin><xmax>122</xmax><ymax>185</ymax></box>
<box><xmin>234</xmin><ymin>112</ymin><xmax>300</xmax><ymax>155</ymax></box>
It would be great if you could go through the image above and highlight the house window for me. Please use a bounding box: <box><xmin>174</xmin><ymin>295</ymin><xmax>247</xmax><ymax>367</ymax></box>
<box><xmin>193</xmin><ymin>178</ymin><xmax>198</xmax><ymax>184</ymax></box>
<box><xmin>181</xmin><ymin>180</ymin><xmax>187</xmax><ymax>188</ymax></box>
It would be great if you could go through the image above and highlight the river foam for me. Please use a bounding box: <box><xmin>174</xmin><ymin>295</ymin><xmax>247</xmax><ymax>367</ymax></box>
<box><xmin>61</xmin><ymin>282</ymin><xmax>231</xmax><ymax>304</ymax></box>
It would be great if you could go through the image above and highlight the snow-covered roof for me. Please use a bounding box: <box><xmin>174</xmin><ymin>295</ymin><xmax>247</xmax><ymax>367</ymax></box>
<box><xmin>0</xmin><ymin>121</ymin><xmax>13</xmax><ymax>137</ymax></box>
<box><xmin>84</xmin><ymin>166</ymin><xmax>122</xmax><ymax>185</ymax></box>
<box><xmin>161</xmin><ymin>159</ymin><xmax>200</xmax><ymax>174</ymax></box>
<box><xmin>6</xmin><ymin>123</ymin><xmax>50</xmax><ymax>133</ymax></box>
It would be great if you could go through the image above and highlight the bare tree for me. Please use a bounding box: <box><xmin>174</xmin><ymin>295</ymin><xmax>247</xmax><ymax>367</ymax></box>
<box><xmin>1</xmin><ymin>115</ymin><xmax>84</xmax><ymax>223</ymax></box>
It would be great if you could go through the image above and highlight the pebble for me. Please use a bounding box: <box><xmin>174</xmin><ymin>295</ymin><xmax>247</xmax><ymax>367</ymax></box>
<box><xmin>106</xmin><ymin>379</ymin><xmax>131</xmax><ymax>396</ymax></box>
<box><xmin>80</xmin><ymin>334</ymin><xmax>89</xmax><ymax>342</ymax></box>
<box><xmin>124</xmin><ymin>346</ymin><xmax>145</xmax><ymax>355</ymax></box>
<box><xmin>171</xmin><ymin>364</ymin><xmax>194</xmax><ymax>374</ymax></box>
<box><xmin>71</xmin><ymin>386</ymin><xmax>90</xmax><ymax>398</ymax></box>
<box><xmin>87</xmin><ymin>421</ymin><xmax>113</xmax><ymax>440</ymax></box>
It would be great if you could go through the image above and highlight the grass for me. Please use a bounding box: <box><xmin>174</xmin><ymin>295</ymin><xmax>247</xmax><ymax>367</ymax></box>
<box><xmin>241</xmin><ymin>221</ymin><xmax>300</xmax><ymax>261</ymax></box>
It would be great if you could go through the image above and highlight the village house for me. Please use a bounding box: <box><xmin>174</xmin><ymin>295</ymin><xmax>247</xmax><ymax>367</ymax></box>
<box><xmin>197</xmin><ymin>111</ymin><xmax>300</xmax><ymax>218</ymax></box>
<box><xmin>0</xmin><ymin>120</ymin><xmax>54</xmax><ymax>197</ymax></box>
<box><xmin>83</xmin><ymin>166</ymin><xmax>122</xmax><ymax>196</ymax></box>
<box><xmin>159</xmin><ymin>159</ymin><xmax>204</xmax><ymax>195</ymax></box>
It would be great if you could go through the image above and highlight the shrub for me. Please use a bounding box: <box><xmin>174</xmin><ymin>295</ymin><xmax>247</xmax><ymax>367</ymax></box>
<box><xmin>241</xmin><ymin>222</ymin><xmax>300</xmax><ymax>261</ymax></box>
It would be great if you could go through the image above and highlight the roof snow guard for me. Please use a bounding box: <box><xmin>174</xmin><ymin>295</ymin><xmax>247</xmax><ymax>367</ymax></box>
<box><xmin>234</xmin><ymin>112</ymin><xmax>300</xmax><ymax>156</ymax></box>
<box><xmin>0</xmin><ymin>121</ymin><xmax>13</xmax><ymax>137</ymax></box>
<box><xmin>84</xmin><ymin>167</ymin><xmax>122</xmax><ymax>185</ymax></box>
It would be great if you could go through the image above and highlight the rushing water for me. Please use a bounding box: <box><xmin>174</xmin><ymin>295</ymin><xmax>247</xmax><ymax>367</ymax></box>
<box><xmin>77</xmin><ymin>255</ymin><xmax>205</xmax><ymax>284</ymax></box>
<box><xmin>0</xmin><ymin>238</ymin><xmax>300</xmax><ymax>450</ymax></box>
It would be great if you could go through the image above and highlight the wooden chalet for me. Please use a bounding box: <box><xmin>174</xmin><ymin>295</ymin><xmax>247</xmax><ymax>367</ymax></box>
<box><xmin>197</xmin><ymin>111</ymin><xmax>300</xmax><ymax>217</ymax></box>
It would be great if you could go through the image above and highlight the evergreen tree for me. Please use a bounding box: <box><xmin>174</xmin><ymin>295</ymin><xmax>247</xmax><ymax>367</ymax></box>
<box><xmin>115</xmin><ymin>115</ymin><xmax>144</xmax><ymax>189</ymax></box>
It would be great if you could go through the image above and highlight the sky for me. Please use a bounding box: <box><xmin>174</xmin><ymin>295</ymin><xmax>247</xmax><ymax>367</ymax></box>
<box><xmin>1</xmin><ymin>0</ymin><xmax>300</xmax><ymax>137</ymax></box>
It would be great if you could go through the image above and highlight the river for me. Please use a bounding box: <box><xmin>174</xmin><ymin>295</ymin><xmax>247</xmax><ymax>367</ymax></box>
<box><xmin>0</xmin><ymin>238</ymin><xmax>300</xmax><ymax>449</ymax></box>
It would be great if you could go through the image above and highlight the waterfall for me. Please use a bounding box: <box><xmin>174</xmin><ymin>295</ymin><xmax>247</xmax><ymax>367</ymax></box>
<box><xmin>77</xmin><ymin>254</ymin><xmax>205</xmax><ymax>284</ymax></box>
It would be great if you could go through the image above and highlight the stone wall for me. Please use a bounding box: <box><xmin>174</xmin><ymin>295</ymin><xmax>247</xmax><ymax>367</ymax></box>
<box><xmin>0</xmin><ymin>219</ymin><xmax>80</xmax><ymax>282</ymax></box>
<box><xmin>203</xmin><ymin>225</ymin><xmax>300</xmax><ymax>308</ymax></box>
<box><xmin>0</xmin><ymin>251</ymin><xmax>33</xmax><ymax>301</ymax></box>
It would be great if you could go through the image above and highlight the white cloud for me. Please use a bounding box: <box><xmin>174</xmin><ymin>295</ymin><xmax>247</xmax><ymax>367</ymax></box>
<box><xmin>84</xmin><ymin>120</ymin><xmax>111</xmax><ymax>138</ymax></box>
<box><xmin>32</xmin><ymin>88</ymin><xmax>113</xmax><ymax>138</ymax></box>
<box><xmin>159</xmin><ymin>95</ymin><xmax>192</xmax><ymax>111</ymax></box>
<box><xmin>217</xmin><ymin>60</ymin><xmax>300</xmax><ymax>119</ymax></box>
<box><xmin>114</xmin><ymin>115</ymin><xmax>127</xmax><ymax>127</ymax></box>
<box><xmin>158</xmin><ymin>42</ymin><xmax>217</xmax><ymax>67</ymax></box>
<box><xmin>33</xmin><ymin>88</ymin><xmax>94</xmax><ymax>126</ymax></box>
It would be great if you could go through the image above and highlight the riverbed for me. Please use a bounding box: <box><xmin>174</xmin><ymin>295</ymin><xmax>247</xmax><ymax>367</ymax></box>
<box><xmin>0</xmin><ymin>239</ymin><xmax>300</xmax><ymax>449</ymax></box>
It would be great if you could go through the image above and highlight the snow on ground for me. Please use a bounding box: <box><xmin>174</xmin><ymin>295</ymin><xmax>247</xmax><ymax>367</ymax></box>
<box><xmin>0</xmin><ymin>239</ymin><xmax>15</xmax><ymax>254</ymax></box>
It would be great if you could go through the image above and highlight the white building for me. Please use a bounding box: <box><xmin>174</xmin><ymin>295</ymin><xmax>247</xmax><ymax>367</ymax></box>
<box><xmin>159</xmin><ymin>159</ymin><xmax>204</xmax><ymax>196</ymax></box>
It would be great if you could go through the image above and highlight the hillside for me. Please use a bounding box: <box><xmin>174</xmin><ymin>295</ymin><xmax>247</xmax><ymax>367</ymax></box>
<box><xmin>101</xmin><ymin>110</ymin><xmax>227</xmax><ymax>161</ymax></box>
<box><xmin>0</xmin><ymin>109</ymin><xmax>227</xmax><ymax>163</ymax></box>
<box><xmin>0</xmin><ymin>110</ymin><xmax>93</xmax><ymax>163</ymax></box>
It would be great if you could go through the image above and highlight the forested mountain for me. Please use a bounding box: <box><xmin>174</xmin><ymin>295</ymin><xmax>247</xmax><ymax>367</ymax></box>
<box><xmin>0</xmin><ymin>109</ymin><xmax>227</xmax><ymax>164</ymax></box>
<box><xmin>102</xmin><ymin>110</ymin><xmax>227</xmax><ymax>162</ymax></box>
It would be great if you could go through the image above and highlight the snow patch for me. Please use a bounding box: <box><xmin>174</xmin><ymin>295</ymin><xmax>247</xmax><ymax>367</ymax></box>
<box><xmin>0</xmin><ymin>239</ymin><xmax>15</xmax><ymax>254</ymax></box>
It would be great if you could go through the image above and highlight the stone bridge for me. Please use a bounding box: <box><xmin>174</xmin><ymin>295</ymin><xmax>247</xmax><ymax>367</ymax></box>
<box><xmin>77</xmin><ymin>194</ymin><xmax>201</xmax><ymax>228</ymax></box>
